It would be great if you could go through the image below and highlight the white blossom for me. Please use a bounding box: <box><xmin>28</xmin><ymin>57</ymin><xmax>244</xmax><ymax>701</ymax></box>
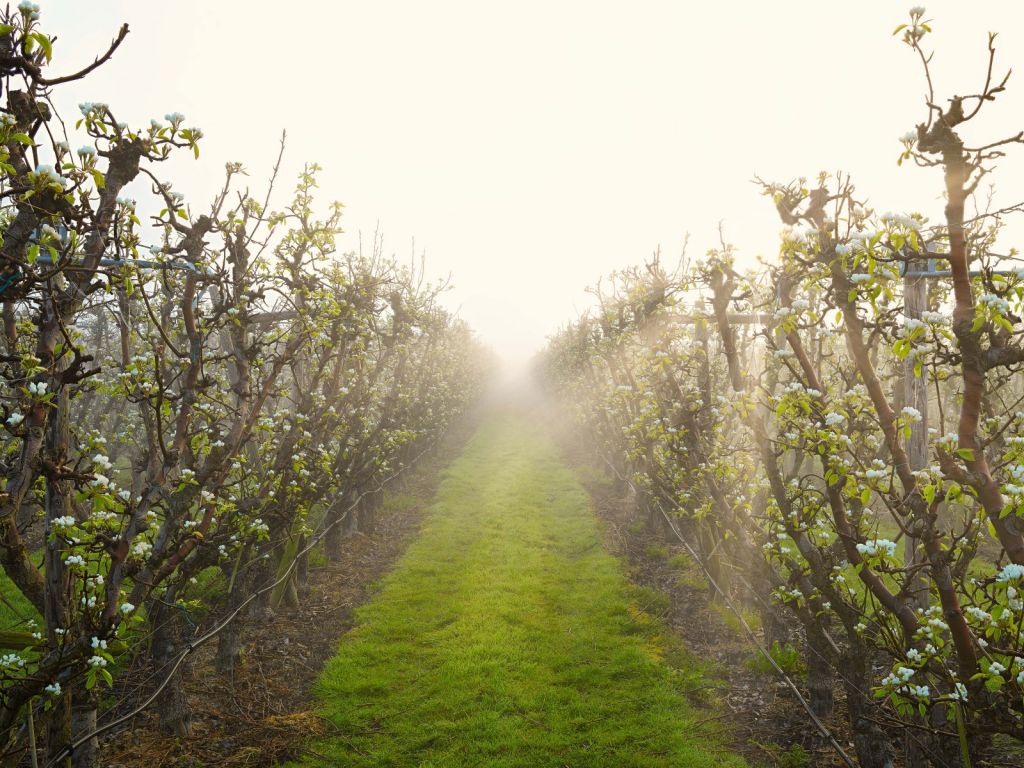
<box><xmin>856</xmin><ymin>539</ymin><xmax>897</xmax><ymax>558</ymax></box>
<box><xmin>996</xmin><ymin>563</ymin><xmax>1024</xmax><ymax>583</ymax></box>
<box><xmin>0</xmin><ymin>653</ymin><xmax>26</xmax><ymax>669</ymax></box>
<box><xmin>978</xmin><ymin>293</ymin><xmax>1010</xmax><ymax>316</ymax></box>
<box><xmin>901</xmin><ymin>406</ymin><xmax>922</xmax><ymax>423</ymax></box>
<box><xmin>31</xmin><ymin>164</ymin><xmax>67</xmax><ymax>188</ymax></box>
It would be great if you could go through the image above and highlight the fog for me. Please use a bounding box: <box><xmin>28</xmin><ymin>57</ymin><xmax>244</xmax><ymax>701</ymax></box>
<box><xmin>45</xmin><ymin>1</ymin><xmax>1024</xmax><ymax>367</ymax></box>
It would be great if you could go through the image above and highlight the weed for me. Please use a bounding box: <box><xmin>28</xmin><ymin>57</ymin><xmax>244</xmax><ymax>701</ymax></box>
<box><xmin>745</xmin><ymin>641</ymin><xmax>805</xmax><ymax>677</ymax></box>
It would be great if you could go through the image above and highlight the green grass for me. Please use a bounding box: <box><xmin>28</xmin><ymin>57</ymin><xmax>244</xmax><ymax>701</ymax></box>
<box><xmin>291</xmin><ymin>413</ymin><xmax>746</xmax><ymax>768</ymax></box>
<box><xmin>0</xmin><ymin>560</ymin><xmax>42</xmax><ymax>637</ymax></box>
<box><xmin>744</xmin><ymin>641</ymin><xmax>805</xmax><ymax>678</ymax></box>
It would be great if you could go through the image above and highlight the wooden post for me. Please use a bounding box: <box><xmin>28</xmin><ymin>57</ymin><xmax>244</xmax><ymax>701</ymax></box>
<box><xmin>903</xmin><ymin>258</ymin><xmax>930</xmax><ymax>611</ymax></box>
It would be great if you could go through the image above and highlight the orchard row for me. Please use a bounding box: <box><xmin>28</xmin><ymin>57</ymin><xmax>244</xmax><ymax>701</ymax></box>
<box><xmin>541</xmin><ymin>11</ymin><xmax>1024</xmax><ymax>767</ymax></box>
<box><xmin>0</xmin><ymin>6</ymin><xmax>487</xmax><ymax>766</ymax></box>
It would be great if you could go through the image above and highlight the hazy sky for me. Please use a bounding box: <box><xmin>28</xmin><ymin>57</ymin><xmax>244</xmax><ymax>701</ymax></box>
<box><xmin>44</xmin><ymin>1</ymin><xmax>1024</xmax><ymax>365</ymax></box>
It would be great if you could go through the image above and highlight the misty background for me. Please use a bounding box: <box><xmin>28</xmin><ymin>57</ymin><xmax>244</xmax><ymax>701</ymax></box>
<box><xmin>45</xmin><ymin>0</ymin><xmax>1024</xmax><ymax>365</ymax></box>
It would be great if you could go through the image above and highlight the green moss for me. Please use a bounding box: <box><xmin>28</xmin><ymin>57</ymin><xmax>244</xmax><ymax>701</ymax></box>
<box><xmin>645</xmin><ymin>543</ymin><xmax>669</xmax><ymax>560</ymax></box>
<box><xmin>711</xmin><ymin>601</ymin><xmax>762</xmax><ymax>635</ymax></box>
<box><xmin>754</xmin><ymin>742</ymin><xmax>811</xmax><ymax>768</ymax></box>
<box><xmin>667</xmin><ymin>553</ymin><xmax>690</xmax><ymax>570</ymax></box>
<box><xmin>381</xmin><ymin>491</ymin><xmax>419</xmax><ymax>514</ymax></box>
<box><xmin>289</xmin><ymin>414</ymin><xmax>747</xmax><ymax>768</ymax></box>
<box><xmin>627</xmin><ymin>518</ymin><xmax>648</xmax><ymax>535</ymax></box>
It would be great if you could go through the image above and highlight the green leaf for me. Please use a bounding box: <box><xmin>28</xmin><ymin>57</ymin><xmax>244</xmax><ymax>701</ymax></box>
<box><xmin>985</xmin><ymin>676</ymin><xmax>1004</xmax><ymax>693</ymax></box>
<box><xmin>10</xmin><ymin>133</ymin><xmax>33</xmax><ymax>146</ymax></box>
<box><xmin>956</xmin><ymin>448</ymin><xmax>975</xmax><ymax>462</ymax></box>
<box><xmin>30</xmin><ymin>32</ymin><xmax>51</xmax><ymax>61</ymax></box>
<box><xmin>893</xmin><ymin>23</ymin><xmax>908</xmax><ymax>35</ymax></box>
<box><xmin>26</xmin><ymin>244</ymin><xmax>38</xmax><ymax>264</ymax></box>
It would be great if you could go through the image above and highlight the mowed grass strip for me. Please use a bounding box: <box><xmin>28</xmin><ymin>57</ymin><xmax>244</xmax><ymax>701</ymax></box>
<box><xmin>292</xmin><ymin>413</ymin><xmax>746</xmax><ymax>767</ymax></box>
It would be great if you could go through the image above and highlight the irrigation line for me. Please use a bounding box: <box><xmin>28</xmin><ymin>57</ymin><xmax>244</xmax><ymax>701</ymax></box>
<box><xmin>601</xmin><ymin>456</ymin><xmax>858</xmax><ymax>768</ymax></box>
<box><xmin>44</xmin><ymin>432</ymin><xmax>445</xmax><ymax>767</ymax></box>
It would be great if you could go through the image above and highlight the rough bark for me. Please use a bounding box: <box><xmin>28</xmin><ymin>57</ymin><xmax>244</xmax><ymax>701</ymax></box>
<box><xmin>148</xmin><ymin>595</ymin><xmax>194</xmax><ymax>737</ymax></box>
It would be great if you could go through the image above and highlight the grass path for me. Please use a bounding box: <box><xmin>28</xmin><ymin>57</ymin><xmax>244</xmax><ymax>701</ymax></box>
<box><xmin>292</xmin><ymin>411</ymin><xmax>746</xmax><ymax>767</ymax></box>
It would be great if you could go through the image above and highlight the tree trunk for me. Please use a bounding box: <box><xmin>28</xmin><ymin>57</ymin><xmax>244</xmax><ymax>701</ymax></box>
<box><xmin>805</xmin><ymin>623</ymin><xmax>834</xmax><ymax>717</ymax></box>
<box><xmin>216</xmin><ymin>554</ymin><xmax>251</xmax><ymax>675</ymax></box>
<box><xmin>44</xmin><ymin>695</ymin><xmax>71</xmax><ymax>768</ymax></box>
<box><xmin>296</xmin><ymin>534</ymin><xmax>310</xmax><ymax>598</ymax></box>
<box><xmin>148</xmin><ymin>594</ymin><xmax>193</xmax><ymax>737</ymax></box>
<box><xmin>69</xmin><ymin>690</ymin><xmax>98</xmax><ymax>768</ymax></box>
<box><xmin>843</xmin><ymin>648</ymin><xmax>894</xmax><ymax>768</ymax></box>
<box><xmin>324</xmin><ymin>500</ymin><xmax>345</xmax><ymax>561</ymax></box>
<box><xmin>43</xmin><ymin>366</ymin><xmax>74</xmax><ymax>767</ymax></box>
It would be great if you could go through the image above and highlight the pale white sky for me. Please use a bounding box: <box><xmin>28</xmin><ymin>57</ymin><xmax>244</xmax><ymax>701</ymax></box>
<box><xmin>45</xmin><ymin>1</ymin><xmax>1024</xmax><ymax>365</ymax></box>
